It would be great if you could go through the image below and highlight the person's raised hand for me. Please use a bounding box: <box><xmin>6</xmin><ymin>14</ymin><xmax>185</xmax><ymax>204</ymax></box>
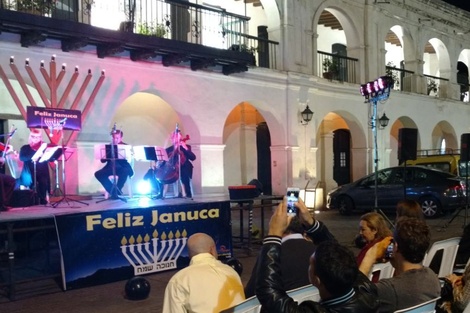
<box><xmin>295</xmin><ymin>197</ymin><xmax>314</xmax><ymax>227</ymax></box>
<box><xmin>268</xmin><ymin>197</ymin><xmax>292</xmax><ymax>237</ymax></box>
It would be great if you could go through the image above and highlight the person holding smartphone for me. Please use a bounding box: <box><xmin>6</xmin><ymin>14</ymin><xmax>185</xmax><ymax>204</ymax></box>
<box><xmin>255</xmin><ymin>197</ymin><xmax>379</xmax><ymax>313</ymax></box>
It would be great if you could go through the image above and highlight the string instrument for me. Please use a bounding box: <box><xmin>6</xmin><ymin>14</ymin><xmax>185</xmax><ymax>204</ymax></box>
<box><xmin>155</xmin><ymin>134</ymin><xmax>190</xmax><ymax>184</ymax></box>
<box><xmin>0</xmin><ymin>126</ymin><xmax>16</xmax><ymax>168</ymax></box>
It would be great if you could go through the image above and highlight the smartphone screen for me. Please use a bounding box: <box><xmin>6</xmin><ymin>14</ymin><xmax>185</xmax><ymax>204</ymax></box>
<box><xmin>287</xmin><ymin>187</ymin><xmax>300</xmax><ymax>216</ymax></box>
<box><xmin>385</xmin><ymin>240</ymin><xmax>394</xmax><ymax>259</ymax></box>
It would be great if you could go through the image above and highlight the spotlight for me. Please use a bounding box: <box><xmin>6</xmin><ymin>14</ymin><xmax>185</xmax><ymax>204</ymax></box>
<box><xmin>137</xmin><ymin>180</ymin><xmax>151</xmax><ymax>195</ymax></box>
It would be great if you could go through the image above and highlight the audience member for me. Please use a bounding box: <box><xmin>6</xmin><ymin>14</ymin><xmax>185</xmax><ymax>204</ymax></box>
<box><xmin>255</xmin><ymin>198</ymin><xmax>379</xmax><ymax>312</ymax></box>
<box><xmin>439</xmin><ymin>262</ymin><xmax>470</xmax><ymax>313</ymax></box>
<box><xmin>244</xmin><ymin>215</ymin><xmax>316</xmax><ymax>297</ymax></box>
<box><xmin>456</xmin><ymin>223</ymin><xmax>470</xmax><ymax>267</ymax></box>
<box><xmin>396</xmin><ymin>199</ymin><xmax>424</xmax><ymax>221</ymax></box>
<box><xmin>162</xmin><ymin>232</ymin><xmax>245</xmax><ymax>313</ymax></box>
<box><xmin>357</xmin><ymin>212</ymin><xmax>393</xmax><ymax>277</ymax></box>
<box><xmin>359</xmin><ymin>217</ymin><xmax>441</xmax><ymax>312</ymax></box>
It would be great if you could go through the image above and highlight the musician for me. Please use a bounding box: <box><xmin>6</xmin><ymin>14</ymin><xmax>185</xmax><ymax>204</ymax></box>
<box><xmin>0</xmin><ymin>143</ymin><xmax>16</xmax><ymax>211</ymax></box>
<box><xmin>162</xmin><ymin>129</ymin><xmax>196</xmax><ymax>199</ymax></box>
<box><xmin>19</xmin><ymin>129</ymin><xmax>51</xmax><ymax>205</ymax></box>
<box><xmin>94</xmin><ymin>129</ymin><xmax>134</xmax><ymax>198</ymax></box>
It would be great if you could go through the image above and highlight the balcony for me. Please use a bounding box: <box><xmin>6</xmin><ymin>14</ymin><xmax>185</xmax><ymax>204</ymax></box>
<box><xmin>0</xmin><ymin>0</ymin><xmax>279</xmax><ymax>75</ymax></box>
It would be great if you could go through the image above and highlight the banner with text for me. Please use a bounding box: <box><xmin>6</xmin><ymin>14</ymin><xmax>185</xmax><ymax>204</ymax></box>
<box><xmin>26</xmin><ymin>106</ymin><xmax>82</xmax><ymax>131</ymax></box>
<box><xmin>55</xmin><ymin>201</ymin><xmax>232</xmax><ymax>290</ymax></box>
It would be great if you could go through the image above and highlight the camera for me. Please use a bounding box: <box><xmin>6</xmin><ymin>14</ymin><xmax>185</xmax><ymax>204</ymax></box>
<box><xmin>286</xmin><ymin>187</ymin><xmax>300</xmax><ymax>216</ymax></box>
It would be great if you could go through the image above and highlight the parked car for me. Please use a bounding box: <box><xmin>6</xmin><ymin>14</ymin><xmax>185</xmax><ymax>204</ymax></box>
<box><xmin>326</xmin><ymin>166</ymin><xmax>466</xmax><ymax>218</ymax></box>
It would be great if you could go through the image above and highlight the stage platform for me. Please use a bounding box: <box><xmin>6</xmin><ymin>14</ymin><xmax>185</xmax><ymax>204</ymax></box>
<box><xmin>0</xmin><ymin>194</ymin><xmax>282</xmax><ymax>301</ymax></box>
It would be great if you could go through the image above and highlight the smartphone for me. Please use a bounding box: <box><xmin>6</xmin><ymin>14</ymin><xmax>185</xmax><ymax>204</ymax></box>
<box><xmin>286</xmin><ymin>187</ymin><xmax>300</xmax><ymax>216</ymax></box>
<box><xmin>385</xmin><ymin>240</ymin><xmax>394</xmax><ymax>259</ymax></box>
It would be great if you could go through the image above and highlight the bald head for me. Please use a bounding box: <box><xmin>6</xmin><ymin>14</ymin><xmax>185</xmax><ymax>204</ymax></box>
<box><xmin>187</xmin><ymin>233</ymin><xmax>217</xmax><ymax>259</ymax></box>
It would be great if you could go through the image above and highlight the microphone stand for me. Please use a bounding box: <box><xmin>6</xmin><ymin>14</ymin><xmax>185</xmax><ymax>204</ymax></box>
<box><xmin>177</xmin><ymin>141</ymin><xmax>183</xmax><ymax>198</ymax></box>
<box><xmin>97</xmin><ymin>129</ymin><xmax>126</xmax><ymax>203</ymax></box>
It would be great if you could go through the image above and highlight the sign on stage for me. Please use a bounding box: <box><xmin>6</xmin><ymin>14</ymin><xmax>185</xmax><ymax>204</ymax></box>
<box><xmin>55</xmin><ymin>200</ymin><xmax>232</xmax><ymax>290</ymax></box>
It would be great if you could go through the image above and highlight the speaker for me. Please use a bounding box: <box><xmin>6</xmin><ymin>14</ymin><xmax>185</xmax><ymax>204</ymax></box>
<box><xmin>461</xmin><ymin>133</ymin><xmax>470</xmax><ymax>162</ymax></box>
<box><xmin>398</xmin><ymin>128</ymin><xmax>418</xmax><ymax>162</ymax></box>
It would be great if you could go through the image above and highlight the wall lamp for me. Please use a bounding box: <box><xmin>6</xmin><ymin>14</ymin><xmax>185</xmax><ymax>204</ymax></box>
<box><xmin>378</xmin><ymin>113</ymin><xmax>390</xmax><ymax>129</ymax></box>
<box><xmin>300</xmin><ymin>105</ymin><xmax>314</xmax><ymax>125</ymax></box>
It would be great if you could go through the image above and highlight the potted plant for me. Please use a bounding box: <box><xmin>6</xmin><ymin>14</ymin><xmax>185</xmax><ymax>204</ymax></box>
<box><xmin>17</xmin><ymin>0</ymin><xmax>56</xmax><ymax>15</ymax></box>
<box><xmin>385</xmin><ymin>61</ymin><xmax>400</xmax><ymax>89</ymax></box>
<box><xmin>136</xmin><ymin>22</ymin><xmax>167</xmax><ymax>38</ymax></box>
<box><xmin>427</xmin><ymin>78</ymin><xmax>438</xmax><ymax>95</ymax></box>
<box><xmin>322</xmin><ymin>58</ymin><xmax>339</xmax><ymax>80</ymax></box>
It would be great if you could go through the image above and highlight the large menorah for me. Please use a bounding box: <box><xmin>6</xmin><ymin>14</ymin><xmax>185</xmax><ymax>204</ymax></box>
<box><xmin>121</xmin><ymin>229</ymin><xmax>188</xmax><ymax>275</ymax></box>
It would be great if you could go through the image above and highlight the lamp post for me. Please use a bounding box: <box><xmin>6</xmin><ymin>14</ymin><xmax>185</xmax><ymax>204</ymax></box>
<box><xmin>360</xmin><ymin>76</ymin><xmax>394</xmax><ymax>218</ymax></box>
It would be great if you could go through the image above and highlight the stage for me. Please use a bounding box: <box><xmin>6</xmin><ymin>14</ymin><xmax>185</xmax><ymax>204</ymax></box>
<box><xmin>0</xmin><ymin>194</ymin><xmax>282</xmax><ymax>301</ymax></box>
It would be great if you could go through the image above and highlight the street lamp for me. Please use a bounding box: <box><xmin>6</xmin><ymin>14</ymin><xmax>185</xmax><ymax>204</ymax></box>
<box><xmin>360</xmin><ymin>76</ymin><xmax>394</xmax><ymax>220</ymax></box>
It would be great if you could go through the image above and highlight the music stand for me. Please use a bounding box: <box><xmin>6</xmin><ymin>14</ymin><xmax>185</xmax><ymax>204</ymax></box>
<box><xmin>96</xmin><ymin>143</ymin><xmax>132</xmax><ymax>203</ymax></box>
<box><xmin>45</xmin><ymin>121</ymin><xmax>88</xmax><ymax>208</ymax></box>
<box><xmin>134</xmin><ymin>146</ymin><xmax>167</xmax><ymax>198</ymax></box>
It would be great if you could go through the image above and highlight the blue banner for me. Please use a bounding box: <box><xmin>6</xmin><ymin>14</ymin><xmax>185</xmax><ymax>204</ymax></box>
<box><xmin>55</xmin><ymin>201</ymin><xmax>232</xmax><ymax>290</ymax></box>
<box><xmin>26</xmin><ymin>106</ymin><xmax>82</xmax><ymax>131</ymax></box>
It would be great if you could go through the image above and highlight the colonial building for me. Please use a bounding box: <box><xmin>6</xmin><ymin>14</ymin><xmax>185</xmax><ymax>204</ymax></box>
<box><xmin>1</xmin><ymin>0</ymin><xmax>469</xmax><ymax>209</ymax></box>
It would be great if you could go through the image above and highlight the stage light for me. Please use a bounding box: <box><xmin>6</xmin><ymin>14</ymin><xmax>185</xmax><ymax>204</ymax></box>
<box><xmin>359</xmin><ymin>75</ymin><xmax>393</xmax><ymax>227</ymax></box>
<box><xmin>360</xmin><ymin>84</ymin><xmax>369</xmax><ymax>97</ymax></box>
<box><xmin>366</xmin><ymin>82</ymin><xmax>375</xmax><ymax>94</ymax></box>
<box><xmin>137</xmin><ymin>180</ymin><xmax>151</xmax><ymax>195</ymax></box>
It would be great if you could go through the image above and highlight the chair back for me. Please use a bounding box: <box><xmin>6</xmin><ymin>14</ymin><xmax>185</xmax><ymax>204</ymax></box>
<box><xmin>463</xmin><ymin>301</ymin><xmax>470</xmax><ymax>313</ymax></box>
<box><xmin>219</xmin><ymin>296</ymin><xmax>261</xmax><ymax>313</ymax></box>
<box><xmin>286</xmin><ymin>284</ymin><xmax>320</xmax><ymax>303</ymax></box>
<box><xmin>393</xmin><ymin>297</ymin><xmax>440</xmax><ymax>313</ymax></box>
<box><xmin>369</xmin><ymin>261</ymin><xmax>395</xmax><ymax>280</ymax></box>
<box><xmin>422</xmin><ymin>237</ymin><xmax>460</xmax><ymax>277</ymax></box>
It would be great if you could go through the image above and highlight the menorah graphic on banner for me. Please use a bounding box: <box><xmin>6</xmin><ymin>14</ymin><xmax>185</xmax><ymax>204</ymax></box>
<box><xmin>121</xmin><ymin>229</ymin><xmax>188</xmax><ymax>275</ymax></box>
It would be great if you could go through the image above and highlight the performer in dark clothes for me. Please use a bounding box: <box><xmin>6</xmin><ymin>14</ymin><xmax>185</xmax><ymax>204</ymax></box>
<box><xmin>161</xmin><ymin>129</ymin><xmax>196</xmax><ymax>199</ymax></box>
<box><xmin>94</xmin><ymin>129</ymin><xmax>134</xmax><ymax>197</ymax></box>
<box><xmin>0</xmin><ymin>143</ymin><xmax>16</xmax><ymax>210</ymax></box>
<box><xmin>19</xmin><ymin>129</ymin><xmax>50</xmax><ymax>205</ymax></box>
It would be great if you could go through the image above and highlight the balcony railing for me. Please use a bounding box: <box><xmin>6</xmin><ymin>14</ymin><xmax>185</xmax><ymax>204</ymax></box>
<box><xmin>0</xmin><ymin>0</ymin><xmax>279</xmax><ymax>70</ymax></box>
<box><xmin>317</xmin><ymin>51</ymin><xmax>358</xmax><ymax>84</ymax></box>
<box><xmin>386</xmin><ymin>66</ymin><xmax>414</xmax><ymax>92</ymax></box>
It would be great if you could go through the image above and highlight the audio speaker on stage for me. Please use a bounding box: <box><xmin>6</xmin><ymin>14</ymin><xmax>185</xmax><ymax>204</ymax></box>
<box><xmin>398</xmin><ymin>128</ymin><xmax>418</xmax><ymax>162</ymax></box>
<box><xmin>461</xmin><ymin>133</ymin><xmax>470</xmax><ymax>162</ymax></box>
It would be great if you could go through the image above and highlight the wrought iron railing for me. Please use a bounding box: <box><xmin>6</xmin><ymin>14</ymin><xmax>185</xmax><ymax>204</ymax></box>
<box><xmin>424</xmin><ymin>74</ymin><xmax>449</xmax><ymax>97</ymax></box>
<box><xmin>317</xmin><ymin>51</ymin><xmax>358</xmax><ymax>84</ymax></box>
<box><xmin>0</xmin><ymin>0</ymin><xmax>279</xmax><ymax>69</ymax></box>
<box><xmin>385</xmin><ymin>66</ymin><xmax>414</xmax><ymax>92</ymax></box>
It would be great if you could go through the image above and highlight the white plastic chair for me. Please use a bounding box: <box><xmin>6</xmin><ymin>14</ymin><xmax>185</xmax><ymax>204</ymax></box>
<box><xmin>287</xmin><ymin>284</ymin><xmax>320</xmax><ymax>303</ymax></box>
<box><xmin>369</xmin><ymin>261</ymin><xmax>395</xmax><ymax>280</ymax></box>
<box><xmin>422</xmin><ymin>237</ymin><xmax>461</xmax><ymax>277</ymax></box>
<box><xmin>219</xmin><ymin>296</ymin><xmax>261</xmax><ymax>313</ymax></box>
<box><xmin>393</xmin><ymin>297</ymin><xmax>440</xmax><ymax>313</ymax></box>
<box><xmin>463</xmin><ymin>301</ymin><xmax>470</xmax><ymax>313</ymax></box>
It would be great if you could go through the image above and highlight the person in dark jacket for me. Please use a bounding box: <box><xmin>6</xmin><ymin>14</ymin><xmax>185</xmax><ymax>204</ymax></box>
<box><xmin>256</xmin><ymin>197</ymin><xmax>379</xmax><ymax>313</ymax></box>
<box><xmin>245</xmin><ymin>215</ymin><xmax>317</xmax><ymax>297</ymax></box>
